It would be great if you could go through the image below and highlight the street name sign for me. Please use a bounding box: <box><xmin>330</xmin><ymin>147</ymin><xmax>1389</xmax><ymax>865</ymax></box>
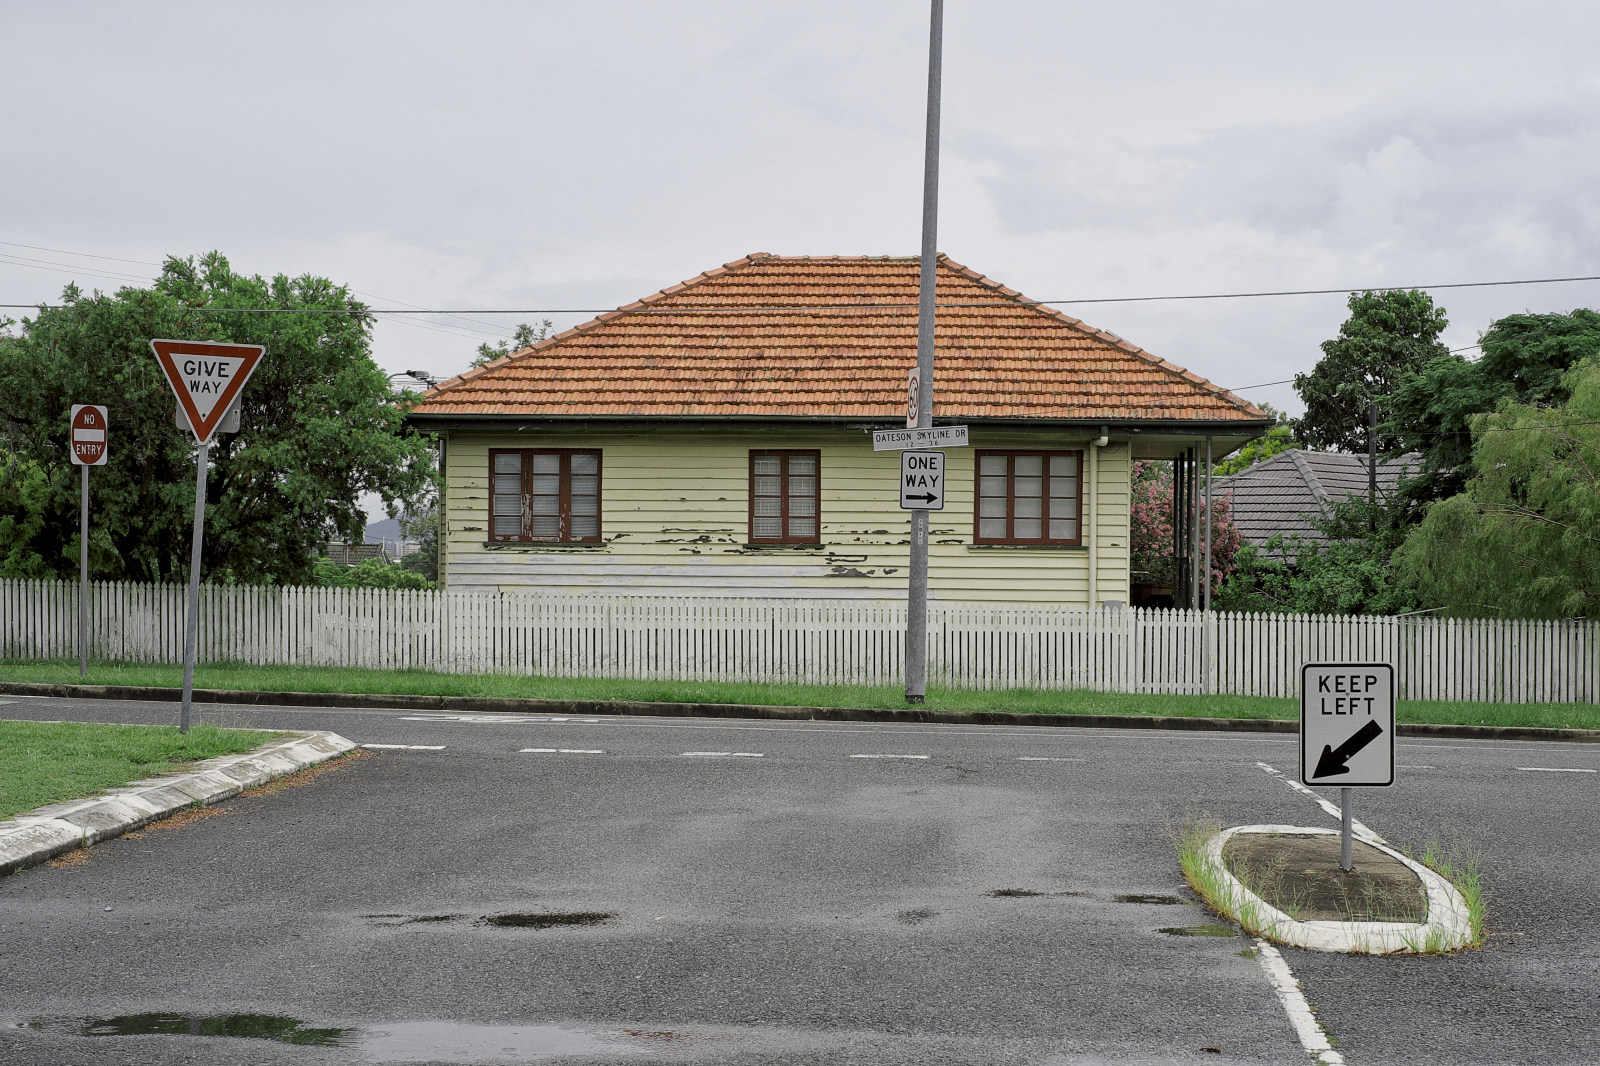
<box><xmin>905</xmin><ymin>368</ymin><xmax>920</xmax><ymax>429</ymax></box>
<box><xmin>69</xmin><ymin>405</ymin><xmax>108</xmax><ymax>466</ymax></box>
<box><xmin>900</xmin><ymin>450</ymin><xmax>945</xmax><ymax>510</ymax></box>
<box><xmin>151</xmin><ymin>339</ymin><xmax>265</xmax><ymax>445</ymax></box>
<box><xmin>1300</xmin><ymin>662</ymin><xmax>1394</xmax><ymax>787</ymax></box>
<box><xmin>873</xmin><ymin>425</ymin><xmax>969</xmax><ymax>451</ymax></box>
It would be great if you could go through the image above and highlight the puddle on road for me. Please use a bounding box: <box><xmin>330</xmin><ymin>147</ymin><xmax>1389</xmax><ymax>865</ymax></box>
<box><xmin>896</xmin><ymin>908</ymin><xmax>937</xmax><ymax>924</ymax></box>
<box><xmin>477</xmin><ymin>911</ymin><xmax>616</xmax><ymax>929</ymax></box>
<box><xmin>1114</xmin><ymin>894</ymin><xmax>1184</xmax><ymax>905</ymax></box>
<box><xmin>363</xmin><ymin>913</ymin><xmax>464</xmax><ymax>926</ymax></box>
<box><xmin>1161</xmin><ymin>925</ymin><xmax>1237</xmax><ymax>937</ymax></box>
<box><xmin>18</xmin><ymin>1014</ymin><xmax>648</xmax><ymax>1061</ymax></box>
<box><xmin>987</xmin><ymin>888</ymin><xmax>1088</xmax><ymax>898</ymax></box>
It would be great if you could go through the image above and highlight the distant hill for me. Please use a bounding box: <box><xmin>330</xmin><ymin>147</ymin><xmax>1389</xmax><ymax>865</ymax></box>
<box><xmin>364</xmin><ymin>518</ymin><xmax>406</xmax><ymax>544</ymax></box>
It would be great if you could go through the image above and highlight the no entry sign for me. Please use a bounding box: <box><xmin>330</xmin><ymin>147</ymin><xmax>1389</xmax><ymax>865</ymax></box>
<box><xmin>151</xmin><ymin>339</ymin><xmax>264</xmax><ymax>444</ymax></box>
<box><xmin>69</xmin><ymin>405</ymin><xmax>108</xmax><ymax>466</ymax></box>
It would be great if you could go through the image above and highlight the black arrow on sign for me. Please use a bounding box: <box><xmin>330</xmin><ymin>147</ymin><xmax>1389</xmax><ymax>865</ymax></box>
<box><xmin>1313</xmin><ymin>719</ymin><xmax>1384</xmax><ymax>778</ymax></box>
<box><xmin>903</xmin><ymin>492</ymin><xmax>938</xmax><ymax>503</ymax></box>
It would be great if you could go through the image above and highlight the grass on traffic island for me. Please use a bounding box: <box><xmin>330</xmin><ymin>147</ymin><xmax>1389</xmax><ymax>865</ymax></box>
<box><xmin>1176</xmin><ymin>818</ymin><xmax>1487</xmax><ymax>953</ymax></box>
<box><xmin>0</xmin><ymin>719</ymin><xmax>282</xmax><ymax>821</ymax></box>
<box><xmin>2</xmin><ymin>658</ymin><xmax>1596</xmax><ymax>730</ymax></box>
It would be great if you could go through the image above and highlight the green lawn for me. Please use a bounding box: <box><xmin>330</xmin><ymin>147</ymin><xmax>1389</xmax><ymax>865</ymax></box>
<box><xmin>3</xmin><ymin>658</ymin><xmax>1597</xmax><ymax>730</ymax></box>
<box><xmin>0</xmin><ymin>719</ymin><xmax>281</xmax><ymax>820</ymax></box>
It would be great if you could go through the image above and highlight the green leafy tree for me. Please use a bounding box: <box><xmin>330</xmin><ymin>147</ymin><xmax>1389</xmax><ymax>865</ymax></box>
<box><xmin>1293</xmin><ymin>290</ymin><xmax>1449</xmax><ymax>453</ymax></box>
<box><xmin>1397</xmin><ymin>355</ymin><xmax>1600</xmax><ymax>617</ymax></box>
<box><xmin>1211</xmin><ymin>403</ymin><xmax>1299</xmax><ymax>476</ymax></box>
<box><xmin>471</xmin><ymin>319</ymin><xmax>553</xmax><ymax>368</ymax></box>
<box><xmin>313</xmin><ymin>556</ymin><xmax>434</xmax><ymax>590</ymax></box>
<box><xmin>0</xmin><ymin>254</ymin><xmax>436</xmax><ymax>585</ymax></box>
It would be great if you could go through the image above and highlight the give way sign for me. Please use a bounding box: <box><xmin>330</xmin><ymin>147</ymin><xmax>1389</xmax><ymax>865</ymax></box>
<box><xmin>151</xmin><ymin>339</ymin><xmax>265</xmax><ymax>445</ymax></box>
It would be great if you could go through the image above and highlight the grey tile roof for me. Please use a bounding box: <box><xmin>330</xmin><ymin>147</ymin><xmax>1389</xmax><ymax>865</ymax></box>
<box><xmin>1214</xmin><ymin>449</ymin><xmax>1420</xmax><ymax>550</ymax></box>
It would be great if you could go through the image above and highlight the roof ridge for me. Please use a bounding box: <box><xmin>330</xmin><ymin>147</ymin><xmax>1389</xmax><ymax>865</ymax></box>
<box><xmin>1287</xmin><ymin>449</ymin><xmax>1335</xmax><ymax>512</ymax></box>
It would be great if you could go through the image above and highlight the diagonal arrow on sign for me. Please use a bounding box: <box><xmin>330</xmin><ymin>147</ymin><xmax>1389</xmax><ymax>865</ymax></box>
<box><xmin>1312</xmin><ymin>719</ymin><xmax>1385</xmax><ymax>779</ymax></box>
<box><xmin>151</xmin><ymin>339</ymin><xmax>265</xmax><ymax>444</ymax></box>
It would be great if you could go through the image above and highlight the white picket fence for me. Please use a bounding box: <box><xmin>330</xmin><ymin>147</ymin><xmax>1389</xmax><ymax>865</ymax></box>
<box><xmin>2</xmin><ymin>578</ymin><xmax>1596</xmax><ymax>703</ymax></box>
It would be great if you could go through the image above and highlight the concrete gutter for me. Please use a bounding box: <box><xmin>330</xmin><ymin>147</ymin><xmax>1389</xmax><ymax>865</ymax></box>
<box><xmin>0</xmin><ymin>729</ymin><xmax>357</xmax><ymax>877</ymax></box>
<box><xmin>3</xmin><ymin>681</ymin><xmax>1597</xmax><ymax>743</ymax></box>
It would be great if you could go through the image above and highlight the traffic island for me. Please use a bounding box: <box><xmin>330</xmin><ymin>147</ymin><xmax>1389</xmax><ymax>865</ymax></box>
<box><xmin>1181</xmin><ymin>824</ymin><xmax>1479</xmax><ymax>954</ymax></box>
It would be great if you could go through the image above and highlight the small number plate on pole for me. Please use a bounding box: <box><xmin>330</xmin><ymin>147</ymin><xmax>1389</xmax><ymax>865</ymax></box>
<box><xmin>1300</xmin><ymin>662</ymin><xmax>1394</xmax><ymax>786</ymax></box>
<box><xmin>900</xmin><ymin>450</ymin><xmax>945</xmax><ymax>510</ymax></box>
<box><xmin>69</xmin><ymin>405</ymin><xmax>109</xmax><ymax>466</ymax></box>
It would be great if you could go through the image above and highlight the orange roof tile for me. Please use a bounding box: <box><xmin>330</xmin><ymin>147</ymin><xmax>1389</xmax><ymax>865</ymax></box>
<box><xmin>409</xmin><ymin>254</ymin><xmax>1268</xmax><ymax>424</ymax></box>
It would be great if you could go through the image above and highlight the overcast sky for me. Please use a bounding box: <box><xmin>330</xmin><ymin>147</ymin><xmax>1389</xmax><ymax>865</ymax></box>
<box><xmin>6</xmin><ymin>1</ymin><xmax>1600</xmax><ymax>426</ymax></box>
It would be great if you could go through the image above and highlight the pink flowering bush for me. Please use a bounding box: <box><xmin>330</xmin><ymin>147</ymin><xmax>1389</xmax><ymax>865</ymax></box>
<box><xmin>1130</xmin><ymin>460</ymin><xmax>1241</xmax><ymax>599</ymax></box>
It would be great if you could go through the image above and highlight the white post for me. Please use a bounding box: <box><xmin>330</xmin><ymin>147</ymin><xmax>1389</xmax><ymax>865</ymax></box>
<box><xmin>905</xmin><ymin>0</ymin><xmax>943</xmax><ymax>705</ymax></box>
<box><xmin>1340</xmin><ymin>787</ymin><xmax>1354</xmax><ymax>871</ymax></box>
<box><xmin>180</xmin><ymin>440</ymin><xmax>211</xmax><ymax>733</ymax></box>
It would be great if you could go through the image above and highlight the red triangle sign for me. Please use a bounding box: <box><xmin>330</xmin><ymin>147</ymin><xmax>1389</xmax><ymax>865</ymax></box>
<box><xmin>151</xmin><ymin>339</ymin><xmax>265</xmax><ymax>444</ymax></box>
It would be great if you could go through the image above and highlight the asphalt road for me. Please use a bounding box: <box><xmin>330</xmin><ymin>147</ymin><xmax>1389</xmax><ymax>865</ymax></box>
<box><xmin>1</xmin><ymin>695</ymin><xmax>1596</xmax><ymax>1065</ymax></box>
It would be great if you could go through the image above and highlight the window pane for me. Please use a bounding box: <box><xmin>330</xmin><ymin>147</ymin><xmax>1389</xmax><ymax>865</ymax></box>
<box><xmin>1014</xmin><ymin>455</ymin><xmax>1042</xmax><ymax>477</ymax></box>
<box><xmin>571</xmin><ymin>475</ymin><xmax>598</xmax><ymax>497</ymax></box>
<box><xmin>788</xmin><ymin>496</ymin><xmax>816</xmax><ymax>518</ymax></box>
<box><xmin>570</xmin><ymin>453</ymin><xmax>598</xmax><ymax>475</ymax></box>
<box><xmin>788</xmin><ymin>455</ymin><xmax>816</xmax><ymax>476</ymax></box>
<box><xmin>788</xmin><ymin>517</ymin><xmax>815</xmax><ymax>538</ymax></box>
<box><xmin>532</xmin><ymin>474</ymin><xmax>559</xmax><ymax>496</ymax></box>
<box><xmin>493</xmin><ymin>497</ymin><xmax>521</xmax><ymax>516</ymax></box>
<box><xmin>532</xmin><ymin>496</ymin><xmax>559</xmax><ymax>516</ymax></box>
<box><xmin>493</xmin><ymin>515</ymin><xmax>521</xmax><ymax>537</ymax></box>
<box><xmin>979</xmin><ymin>476</ymin><xmax>1008</xmax><ymax>498</ymax></box>
<box><xmin>753</xmin><ymin>517</ymin><xmax>782</xmax><ymax>539</ymax></box>
<box><xmin>1050</xmin><ymin>479</ymin><xmax>1078</xmax><ymax>499</ymax></box>
<box><xmin>494</xmin><ymin>453</ymin><xmax>521</xmax><ymax>474</ymax></box>
<box><xmin>1014</xmin><ymin>495</ymin><xmax>1041</xmax><ymax>519</ymax></box>
<box><xmin>494</xmin><ymin>474</ymin><xmax>521</xmax><ymax>496</ymax></box>
<box><xmin>788</xmin><ymin>475</ymin><xmax>815</xmax><ymax>498</ymax></box>
<box><xmin>570</xmin><ymin>516</ymin><xmax>598</xmax><ymax>539</ymax></box>
<box><xmin>980</xmin><ymin>455</ymin><xmax>1007</xmax><ymax>475</ymax></box>
<box><xmin>1050</xmin><ymin>519</ymin><xmax>1078</xmax><ymax>540</ymax></box>
<box><xmin>754</xmin><ymin>456</ymin><xmax>781</xmax><ymax>475</ymax></box>
<box><xmin>531</xmin><ymin>515</ymin><xmax>559</xmax><ymax>538</ymax></box>
<box><xmin>570</xmin><ymin>496</ymin><xmax>597</xmax><ymax>516</ymax></box>
<box><xmin>1050</xmin><ymin>496</ymin><xmax>1078</xmax><ymax>519</ymax></box>
<box><xmin>754</xmin><ymin>475</ymin><xmax>781</xmax><ymax>496</ymax></box>
<box><xmin>979</xmin><ymin>498</ymin><xmax>1007</xmax><ymax>518</ymax></box>
<box><xmin>979</xmin><ymin>518</ymin><xmax>1007</xmax><ymax>538</ymax></box>
<box><xmin>1014</xmin><ymin>518</ymin><xmax>1042</xmax><ymax>539</ymax></box>
<box><xmin>1014</xmin><ymin>476</ymin><xmax>1042</xmax><ymax>500</ymax></box>
<box><xmin>1050</xmin><ymin>454</ymin><xmax>1077</xmax><ymax>478</ymax></box>
<box><xmin>753</xmin><ymin>497</ymin><xmax>781</xmax><ymax>517</ymax></box>
<box><xmin>532</xmin><ymin>453</ymin><xmax>560</xmax><ymax>474</ymax></box>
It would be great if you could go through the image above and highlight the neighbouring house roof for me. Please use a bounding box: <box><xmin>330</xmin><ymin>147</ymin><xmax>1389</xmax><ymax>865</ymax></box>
<box><xmin>408</xmin><ymin>253</ymin><xmax>1270</xmax><ymax>426</ymax></box>
<box><xmin>1216</xmin><ymin>449</ymin><xmax>1422</xmax><ymax>549</ymax></box>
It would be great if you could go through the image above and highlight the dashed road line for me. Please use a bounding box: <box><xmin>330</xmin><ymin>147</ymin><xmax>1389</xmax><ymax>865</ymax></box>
<box><xmin>1517</xmin><ymin>766</ymin><xmax>1596</xmax><ymax>773</ymax></box>
<box><xmin>844</xmin><ymin>745</ymin><xmax>934</xmax><ymax>755</ymax></box>
<box><xmin>681</xmin><ymin>751</ymin><xmax>765</xmax><ymax>757</ymax></box>
<box><xmin>362</xmin><ymin>743</ymin><xmax>446</xmax><ymax>750</ymax></box>
<box><xmin>1253</xmin><ymin>938</ymin><xmax>1346</xmax><ymax>1065</ymax></box>
<box><xmin>401</xmin><ymin>714</ymin><xmax>600</xmax><ymax>724</ymax></box>
<box><xmin>1017</xmin><ymin>756</ymin><xmax>1083</xmax><ymax>762</ymax></box>
<box><xmin>520</xmin><ymin>748</ymin><xmax>605</xmax><ymax>755</ymax></box>
<box><xmin>1256</xmin><ymin>761</ymin><xmax>1384</xmax><ymax>842</ymax></box>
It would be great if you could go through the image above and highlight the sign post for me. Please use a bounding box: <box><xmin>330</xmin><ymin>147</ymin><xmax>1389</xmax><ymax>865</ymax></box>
<box><xmin>1300</xmin><ymin>662</ymin><xmax>1395</xmax><ymax>871</ymax></box>
<box><xmin>69</xmin><ymin>405</ymin><xmax>109</xmax><ymax>677</ymax></box>
<box><xmin>151</xmin><ymin>340</ymin><xmax>264</xmax><ymax>732</ymax></box>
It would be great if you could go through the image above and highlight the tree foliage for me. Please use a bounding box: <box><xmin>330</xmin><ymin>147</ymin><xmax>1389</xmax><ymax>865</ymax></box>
<box><xmin>1293</xmin><ymin>289</ymin><xmax>1449</xmax><ymax>453</ymax></box>
<box><xmin>0</xmin><ymin>253</ymin><xmax>436</xmax><ymax>585</ymax></box>
<box><xmin>1211</xmin><ymin>403</ymin><xmax>1299</xmax><ymax>476</ymax></box>
<box><xmin>472</xmin><ymin>319</ymin><xmax>553</xmax><ymax>368</ymax></box>
<box><xmin>1129</xmin><ymin>460</ymin><xmax>1241</xmax><ymax>599</ymax></box>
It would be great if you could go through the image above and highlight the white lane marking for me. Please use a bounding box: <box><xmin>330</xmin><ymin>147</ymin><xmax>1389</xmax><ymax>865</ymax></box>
<box><xmin>850</xmin><ymin>754</ymin><xmax>929</xmax><ymax>759</ymax></box>
<box><xmin>400</xmin><ymin>714</ymin><xmax>600</xmax><ymax>724</ymax></box>
<box><xmin>1398</xmin><ymin>764</ymin><xmax>1436</xmax><ymax>769</ymax></box>
<box><xmin>1256</xmin><ymin>762</ymin><xmax>1385</xmax><ymax>843</ymax></box>
<box><xmin>681</xmin><ymin>751</ymin><xmax>765</xmax><ymax>757</ymax></box>
<box><xmin>1253</xmin><ymin>939</ymin><xmax>1346</xmax><ymax>1065</ymax></box>
<box><xmin>1017</xmin><ymin>756</ymin><xmax>1083</xmax><ymax>762</ymax></box>
<box><xmin>1517</xmin><ymin>766</ymin><xmax>1596</xmax><ymax>773</ymax></box>
<box><xmin>362</xmin><ymin>743</ymin><xmax>446</xmax><ymax>750</ymax></box>
<box><xmin>520</xmin><ymin>748</ymin><xmax>604</xmax><ymax>754</ymax></box>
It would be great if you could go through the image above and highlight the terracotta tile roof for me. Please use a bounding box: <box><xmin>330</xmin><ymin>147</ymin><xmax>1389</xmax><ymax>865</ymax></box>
<box><xmin>409</xmin><ymin>254</ymin><xmax>1269</xmax><ymax>424</ymax></box>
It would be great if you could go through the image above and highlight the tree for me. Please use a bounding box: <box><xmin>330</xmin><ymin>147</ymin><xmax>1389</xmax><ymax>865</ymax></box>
<box><xmin>1129</xmin><ymin>460</ymin><xmax>1241</xmax><ymax>600</ymax></box>
<box><xmin>1387</xmin><ymin>308</ymin><xmax>1600</xmax><ymax>501</ymax></box>
<box><xmin>313</xmin><ymin>555</ymin><xmax>434</xmax><ymax>590</ymax></box>
<box><xmin>1293</xmin><ymin>289</ymin><xmax>1449</xmax><ymax>453</ymax></box>
<box><xmin>0</xmin><ymin>254</ymin><xmax>436</xmax><ymax>585</ymax></box>
<box><xmin>1211</xmin><ymin>403</ymin><xmax>1299</xmax><ymax>476</ymax></box>
<box><xmin>472</xmin><ymin>319</ymin><xmax>553</xmax><ymax>368</ymax></box>
<box><xmin>1396</xmin><ymin>354</ymin><xmax>1600</xmax><ymax>617</ymax></box>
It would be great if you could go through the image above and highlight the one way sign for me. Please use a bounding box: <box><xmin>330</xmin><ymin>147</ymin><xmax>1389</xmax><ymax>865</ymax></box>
<box><xmin>1300</xmin><ymin>662</ymin><xmax>1394</xmax><ymax>786</ymax></box>
<box><xmin>900</xmin><ymin>450</ymin><xmax>944</xmax><ymax>510</ymax></box>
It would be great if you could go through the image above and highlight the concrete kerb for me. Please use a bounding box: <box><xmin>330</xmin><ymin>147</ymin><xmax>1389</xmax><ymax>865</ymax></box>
<box><xmin>0</xmin><ymin>729</ymin><xmax>358</xmax><ymax>877</ymax></box>
<box><xmin>2</xmin><ymin>681</ymin><xmax>1598</xmax><ymax>743</ymax></box>
<box><xmin>1200</xmin><ymin>824</ymin><xmax>1475</xmax><ymax>954</ymax></box>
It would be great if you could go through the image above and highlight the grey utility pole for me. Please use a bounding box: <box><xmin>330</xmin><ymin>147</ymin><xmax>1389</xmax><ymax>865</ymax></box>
<box><xmin>905</xmin><ymin>0</ymin><xmax>943</xmax><ymax>704</ymax></box>
<box><xmin>179</xmin><ymin>440</ymin><xmax>210</xmax><ymax>734</ymax></box>
<box><xmin>79</xmin><ymin>464</ymin><xmax>89</xmax><ymax>678</ymax></box>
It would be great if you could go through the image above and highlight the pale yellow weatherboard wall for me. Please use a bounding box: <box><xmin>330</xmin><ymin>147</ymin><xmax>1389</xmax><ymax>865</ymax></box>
<box><xmin>441</xmin><ymin>425</ymin><xmax>1130</xmax><ymax>605</ymax></box>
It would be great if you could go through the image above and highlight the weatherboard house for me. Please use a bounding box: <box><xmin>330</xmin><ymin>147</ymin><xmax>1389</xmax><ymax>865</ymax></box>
<box><xmin>406</xmin><ymin>254</ymin><xmax>1270</xmax><ymax>605</ymax></box>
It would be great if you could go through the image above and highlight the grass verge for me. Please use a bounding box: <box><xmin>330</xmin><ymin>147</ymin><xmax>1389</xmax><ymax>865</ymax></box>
<box><xmin>0</xmin><ymin>719</ymin><xmax>280</xmax><ymax>820</ymax></box>
<box><xmin>2</xmin><ymin>658</ymin><xmax>1597</xmax><ymax>729</ymax></box>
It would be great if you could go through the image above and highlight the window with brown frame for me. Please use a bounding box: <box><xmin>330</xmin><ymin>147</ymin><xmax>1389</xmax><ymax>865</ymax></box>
<box><xmin>973</xmin><ymin>451</ymin><xmax>1082</xmax><ymax>545</ymax></box>
<box><xmin>749</xmin><ymin>450</ymin><xmax>821</xmax><ymax>544</ymax></box>
<box><xmin>488</xmin><ymin>448</ymin><xmax>602</xmax><ymax>543</ymax></box>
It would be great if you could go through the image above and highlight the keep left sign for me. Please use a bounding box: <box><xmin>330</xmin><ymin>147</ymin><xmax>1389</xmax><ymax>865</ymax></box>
<box><xmin>151</xmin><ymin>339</ymin><xmax>265</xmax><ymax>444</ymax></box>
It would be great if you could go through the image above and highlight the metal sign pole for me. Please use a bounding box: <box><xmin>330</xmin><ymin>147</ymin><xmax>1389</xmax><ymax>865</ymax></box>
<box><xmin>79</xmin><ymin>464</ymin><xmax>89</xmax><ymax>678</ymax></box>
<box><xmin>1340</xmin><ymin>787</ymin><xmax>1354</xmax><ymax>871</ymax></box>
<box><xmin>179</xmin><ymin>440</ymin><xmax>211</xmax><ymax>734</ymax></box>
<box><xmin>905</xmin><ymin>0</ymin><xmax>943</xmax><ymax>704</ymax></box>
